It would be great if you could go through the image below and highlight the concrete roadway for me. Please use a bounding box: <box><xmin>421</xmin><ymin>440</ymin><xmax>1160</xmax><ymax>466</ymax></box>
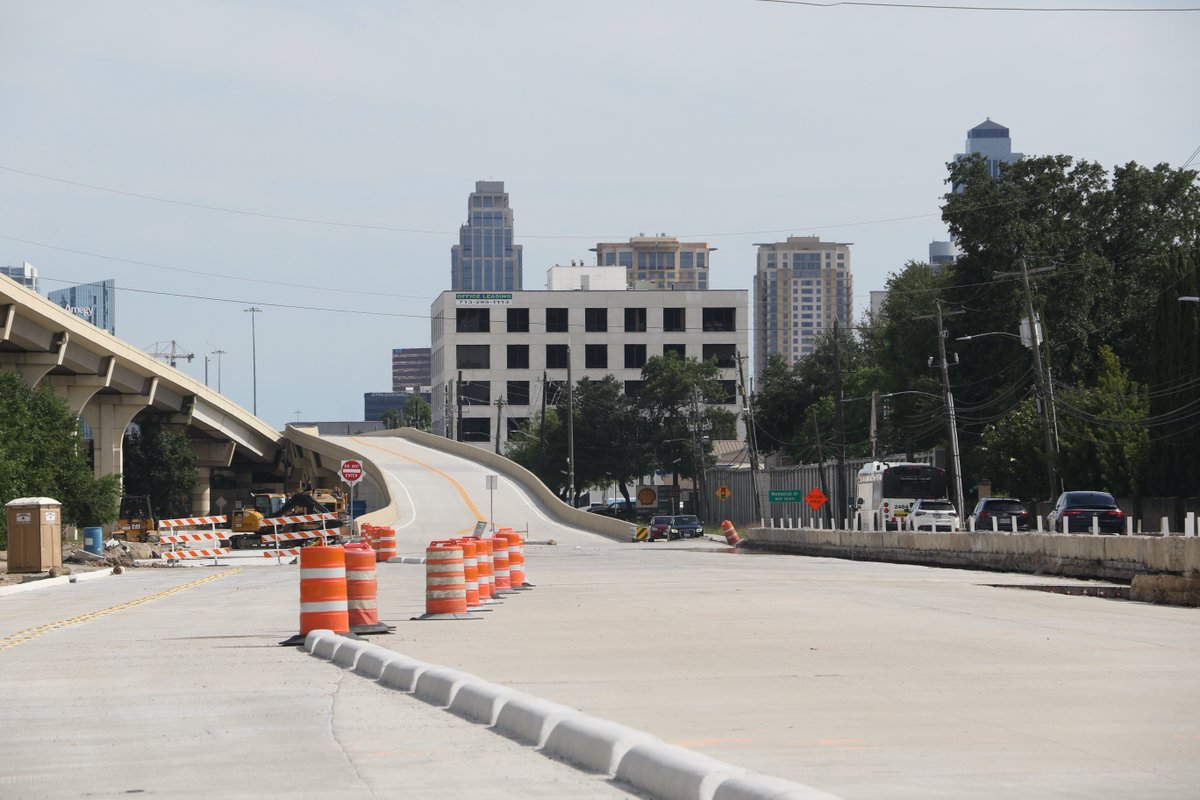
<box><xmin>2</xmin><ymin>434</ymin><xmax>1198</xmax><ymax>799</ymax></box>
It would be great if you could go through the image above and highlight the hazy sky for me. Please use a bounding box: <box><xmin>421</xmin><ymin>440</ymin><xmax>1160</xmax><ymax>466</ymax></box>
<box><xmin>2</xmin><ymin>1</ymin><xmax>1197</xmax><ymax>430</ymax></box>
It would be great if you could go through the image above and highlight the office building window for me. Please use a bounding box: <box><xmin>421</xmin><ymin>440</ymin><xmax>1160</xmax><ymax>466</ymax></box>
<box><xmin>702</xmin><ymin>307</ymin><xmax>736</xmax><ymax>332</ymax></box>
<box><xmin>507</xmin><ymin>380</ymin><xmax>530</xmax><ymax>406</ymax></box>
<box><xmin>507</xmin><ymin>344</ymin><xmax>529</xmax><ymax>369</ymax></box>
<box><xmin>461</xmin><ymin>417</ymin><xmax>490</xmax><ymax>442</ymax></box>
<box><xmin>507</xmin><ymin>307</ymin><xmax>529</xmax><ymax>333</ymax></box>
<box><xmin>546</xmin><ymin>308</ymin><xmax>568</xmax><ymax>333</ymax></box>
<box><xmin>702</xmin><ymin>344</ymin><xmax>736</xmax><ymax>368</ymax></box>
<box><xmin>624</xmin><ymin>380</ymin><xmax>643</xmax><ymax>397</ymax></box>
<box><xmin>456</xmin><ymin>344</ymin><xmax>490</xmax><ymax>369</ymax></box>
<box><xmin>585</xmin><ymin>308</ymin><xmax>608</xmax><ymax>332</ymax></box>
<box><xmin>456</xmin><ymin>308</ymin><xmax>490</xmax><ymax>333</ymax></box>
<box><xmin>663</xmin><ymin>343</ymin><xmax>686</xmax><ymax>359</ymax></box>
<box><xmin>585</xmin><ymin>344</ymin><xmax>607</xmax><ymax>369</ymax></box>
<box><xmin>507</xmin><ymin>417</ymin><xmax>528</xmax><ymax>437</ymax></box>
<box><xmin>663</xmin><ymin>308</ymin><xmax>686</xmax><ymax>332</ymax></box>
<box><xmin>545</xmin><ymin>380</ymin><xmax>566</xmax><ymax>405</ymax></box>
<box><xmin>625</xmin><ymin>307</ymin><xmax>647</xmax><ymax>332</ymax></box>
<box><xmin>460</xmin><ymin>381</ymin><xmax>490</xmax><ymax>406</ymax></box>
<box><xmin>624</xmin><ymin>343</ymin><xmax>647</xmax><ymax>369</ymax></box>
<box><xmin>546</xmin><ymin>344</ymin><xmax>569</xmax><ymax>369</ymax></box>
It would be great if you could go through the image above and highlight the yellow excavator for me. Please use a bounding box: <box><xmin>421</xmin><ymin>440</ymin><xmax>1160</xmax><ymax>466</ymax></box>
<box><xmin>225</xmin><ymin>489</ymin><xmax>345</xmax><ymax>549</ymax></box>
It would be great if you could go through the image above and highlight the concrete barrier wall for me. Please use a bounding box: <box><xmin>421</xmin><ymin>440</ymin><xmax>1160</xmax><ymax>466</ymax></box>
<box><xmin>283</xmin><ymin>426</ymin><xmax>395</xmax><ymax>528</ymax></box>
<box><xmin>358</xmin><ymin>428</ymin><xmax>633</xmax><ymax>542</ymax></box>
<box><xmin>743</xmin><ymin>527</ymin><xmax>1200</xmax><ymax>581</ymax></box>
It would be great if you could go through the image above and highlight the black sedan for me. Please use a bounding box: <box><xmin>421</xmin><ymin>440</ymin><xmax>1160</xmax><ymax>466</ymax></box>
<box><xmin>1046</xmin><ymin>491</ymin><xmax>1126</xmax><ymax>534</ymax></box>
<box><xmin>969</xmin><ymin>497</ymin><xmax>1031</xmax><ymax>531</ymax></box>
<box><xmin>669</xmin><ymin>515</ymin><xmax>704</xmax><ymax>539</ymax></box>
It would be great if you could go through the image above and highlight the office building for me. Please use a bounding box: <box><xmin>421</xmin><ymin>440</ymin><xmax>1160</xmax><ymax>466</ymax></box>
<box><xmin>956</xmin><ymin>118</ymin><xmax>1023</xmax><ymax>179</ymax></box>
<box><xmin>591</xmin><ymin>235</ymin><xmax>712</xmax><ymax>290</ymax></box>
<box><xmin>1</xmin><ymin>262</ymin><xmax>38</xmax><ymax>292</ymax></box>
<box><xmin>364</xmin><ymin>392</ymin><xmax>429</xmax><ymax>423</ymax></box>
<box><xmin>754</xmin><ymin>236</ymin><xmax>853</xmax><ymax>377</ymax></box>
<box><xmin>450</xmin><ymin>181</ymin><xmax>523</xmax><ymax>291</ymax></box>
<box><xmin>429</xmin><ymin>287</ymin><xmax>748</xmax><ymax>452</ymax></box>
<box><xmin>392</xmin><ymin>347</ymin><xmax>432</xmax><ymax>394</ymax></box>
<box><xmin>545</xmin><ymin>264</ymin><xmax>627</xmax><ymax>291</ymax></box>
<box><xmin>48</xmin><ymin>279</ymin><xmax>116</xmax><ymax>335</ymax></box>
<box><xmin>929</xmin><ymin>240</ymin><xmax>959</xmax><ymax>273</ymax></box>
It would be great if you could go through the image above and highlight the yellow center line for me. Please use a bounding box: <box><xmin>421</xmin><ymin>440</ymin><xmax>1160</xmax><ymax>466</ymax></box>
<box><xmin>351</xmin><ymin>437</ymin><xmax>486</xmax><ymax>525</ymax></box>
<box><xmin>0</xmin><ymin>568</ymin><xmax>240</xmax><ymax>651</ymax></box>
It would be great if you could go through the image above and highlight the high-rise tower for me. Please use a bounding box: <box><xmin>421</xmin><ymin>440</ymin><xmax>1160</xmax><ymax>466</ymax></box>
<box><xmin>956</xmin><ymin>118</ymin><xmax>1023</xmax><ymax>178</ymax></box>
<box><xmin>754</xmin><ymin>236</ymin><xmax>852</xmax><ymax>379</ymax></box>
<box><xmin>450</xmin><ymin>181</ymin><xmax>523</xmax><ymax>291</ymax></box>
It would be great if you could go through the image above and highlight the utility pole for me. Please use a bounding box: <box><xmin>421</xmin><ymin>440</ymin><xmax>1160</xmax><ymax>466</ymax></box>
<box><xmin>735</xmin><ymin>351</ymin><xmax>763</xmax><ymax>523</ymax></box>
<box><xmin>832</xmin><ymin>319</ymin><xmax>847</xmax><ymax>524</ymax></box>
<box><xmin>566</xmin><ymin>346</ymin><xmax>575</xmax><ymax>504</ymax></box>
<box><xmin>212</xmin><ymin>349</ymin><xmax>226</xmax><ymax>393</ymax></box>
<box><xmin>932</xmin><ymin>300</ymin><xmax>966</xmax><ymax>517</ymax></box>
<box><xmin>540</xmin><ymin>370</ymin><xmax>548</xmax><ymax>451</ymax></box>
<box><xmin>456</xmin><ymin>370</ymin><xmax>464</xmax><ymax>442</ymax></box>
<box><xmin>1017</xmin><ymin>256</ymin><xmax>1057</xmax><ymax>500</ymax></box>
<box><xmin>812</xmin><ymin>415</ymin><xmax>831</xmax><ymax>527</ymax></box>
<box><xmin>494</xmin><ymin>395</ymin><xmax>505</xmax><ymax>455</ymax></box>
<box><xmin>690</xmin><ymin>384</ymin><xmax>707</xmax><ymax>520</ymax></box>
<box><xmin>869</xmin><ymin>390</ymin><xmax>879</xmax><ymax>460</ymax></box>
<box><xmin>244</xmin><ymin>307</ymin><xmax>261</xmax><ymax>415</ymax></box>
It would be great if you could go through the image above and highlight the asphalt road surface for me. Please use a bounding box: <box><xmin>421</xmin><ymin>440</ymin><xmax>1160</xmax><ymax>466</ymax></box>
<box><xmin>2</xmin><ymin>434</ymin><xmax>1197</xmax><ymax>799</ymax></box>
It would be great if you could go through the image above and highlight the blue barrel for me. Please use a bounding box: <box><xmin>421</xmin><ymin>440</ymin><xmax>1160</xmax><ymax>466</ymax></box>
<box><xmin>83</xmin><ymin>527</ymin><xmax>103</xmax><ymax>555</ymax></box>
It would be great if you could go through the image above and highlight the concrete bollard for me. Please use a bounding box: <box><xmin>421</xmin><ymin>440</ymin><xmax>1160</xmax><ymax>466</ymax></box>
<box><xmin>1187</xmin><ymin>512</ymin><xmax>1196</xmax><ymax>538</ymax></box>
<box><xmin>1162</xmin><ymin>517</ymin><xmax>1170</xmax><ymax>537</ymax></box>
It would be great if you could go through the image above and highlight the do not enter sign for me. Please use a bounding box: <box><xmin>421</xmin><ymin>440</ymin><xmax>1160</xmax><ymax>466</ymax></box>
<box><xmin>339</xmin><ymin>459</ymin><xmax>364</xmax><ymax>485</ymax></box>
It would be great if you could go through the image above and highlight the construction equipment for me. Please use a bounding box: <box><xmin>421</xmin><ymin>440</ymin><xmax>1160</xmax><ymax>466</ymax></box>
<box><xmin>113</xmin><ymin>495</ymin><xmax>156</xmax><ymax>542</ymax></box>
<box><xmin>224</xmin><ymin>489</ymin><xmax>343</xmax><ymax>549</ymax></box>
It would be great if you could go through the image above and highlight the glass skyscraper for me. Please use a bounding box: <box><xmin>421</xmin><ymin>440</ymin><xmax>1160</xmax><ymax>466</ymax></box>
<box><xmin>957</xmin><ymin>119</ymin><xmax>1023</xmax><ymax>178</ymax></box>
<box><xmin>450</xmin><ymin>181</ymin><xmax>523</xmax><ymax>290</ymax></box>
<box><xmin>48</xmin><ymin>279</ymin><xmax>116</xmax><ymax>335</ymax></box>
<box><xmin>1</xmin><ymin>262</ymin><xmax>39</xmax><ymax>292</ymax></box>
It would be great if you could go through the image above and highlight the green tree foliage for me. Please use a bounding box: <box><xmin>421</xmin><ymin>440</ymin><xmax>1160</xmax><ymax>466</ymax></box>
<box><xmin>564</xmin><ymin>376</ymin><xmax>649</xmax><ymax>503</ymax></box>
<box><xmin>975</xmin><ymin>398</ymin><xmax>1045</xmax><ymax>501</ymax></box>
<box><xmin>505</xmin><ymin>407</ymin><xmax>566</xmax><ymax>496</ymax></box>
<box><xmin>379</xmin><ymin>408</ymin><xmax>402</xmax><ymax>430</ymax></box>
<box><xmin>639</xmin><ymin>354</ymin><xmax>734</xmax><ymax>481</ymax></box>
<box><xmin>0</xmin><ymin>371</ymin><xmax>121</xmax><ymax>545</ymax></box>
<box><xmin>1055</xmin><ymin>347</ymin><xmax>1148</xmax><ymax>497</ymax></box>
<box><xmin>121</xmin><ymin>424</ymin><xmax>198</xmax><ymax>519</ymax></box>
<box><xmin>403</xmin><ymin>394</ymin><xmax>432</xmax><ymax>431</ymax></box>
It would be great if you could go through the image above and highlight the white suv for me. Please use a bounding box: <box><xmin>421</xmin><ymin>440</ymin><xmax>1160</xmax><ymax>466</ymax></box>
<box><xmin>906</xmin><ymin>499</ymin><xmax>960</xmax><ymax>531</ymax></box>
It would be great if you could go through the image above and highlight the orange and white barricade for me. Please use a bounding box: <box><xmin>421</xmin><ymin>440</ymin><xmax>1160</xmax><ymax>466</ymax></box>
<box><xmin>374</xmin><ymin>526</ymin><xmax>397</xmax><ymax>562</ymax></box>
<box><xmin>416</xmin><ymin>541</ymin><xmax>474</xmax><ymax>620</ymax></box>
<box><xmin>501</xmin><ymin>530</ymin><xmax>531</xmax><ymax>589</ymax></box>
<box><xmin>476</xmin><ymin>538</ymin><xmax>496</xmax><ymax>603</ymax></box>
<box><xmin>491</xmin><ymin>535</ymin><xmax>514</xmax><ymax>594</ymax></box>
<box><xmin>158</xmin><ymin>516</ymin><xmax>230</xmax><ymax>563</ymax></box>
<box><xmin>161</xmin><ymin>544</ymin><xmax>231</xmax><ymax>563</ymax></box>
<box><xmin>345</xmin><ymin>543</ymin><xmax>392</xmax><ymax>634</ymax></box>
<box><xmin>721</xmin><ymin>520</ymin><xmax>741</xmax><ymax>546</ymax></box>
<box><xmin>456</xmin><ymin>538</ymin><xmax>483</xmax><ymax>610</ymax></box>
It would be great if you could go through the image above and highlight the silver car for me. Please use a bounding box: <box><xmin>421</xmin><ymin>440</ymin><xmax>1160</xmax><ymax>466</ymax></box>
<box><xmin>906</xmin><ymin>498</ymin><xmax>960</xmax><ymax>531</ymax></box>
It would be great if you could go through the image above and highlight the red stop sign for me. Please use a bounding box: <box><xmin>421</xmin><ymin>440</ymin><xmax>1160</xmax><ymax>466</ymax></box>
<box><xmin>339</xmin><ymin>459</ymin><xmax>363</xmax><ymax>484</ymax></box>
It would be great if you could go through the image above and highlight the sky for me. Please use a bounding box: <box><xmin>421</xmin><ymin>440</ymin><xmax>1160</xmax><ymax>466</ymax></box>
<box><xmin>2</xmin><ymin>0</ymin><xmax>1197</xmax><ymax>431</ymax></box>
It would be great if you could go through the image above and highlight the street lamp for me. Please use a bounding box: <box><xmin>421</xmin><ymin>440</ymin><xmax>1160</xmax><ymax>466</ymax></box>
<box><xmin>212</xmin><ymin>349</ymin><xmax>226</xmax><ymax>393</ymax></box>
<box><xmin>1180</xmin><ymin>296</ymin><xmax>1200</xmax><ymax>303</ymax></box>
<box><xmin>244</xmin><ymin>307</ymin><xmax>262</xmax><ymax>415</ymax></box>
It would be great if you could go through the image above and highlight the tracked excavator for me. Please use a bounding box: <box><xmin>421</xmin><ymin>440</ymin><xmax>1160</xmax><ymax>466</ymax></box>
<box><xmin>224</xmin><ymin>487</ymin><xmax>347</xmax><ymax>549</ymax></box>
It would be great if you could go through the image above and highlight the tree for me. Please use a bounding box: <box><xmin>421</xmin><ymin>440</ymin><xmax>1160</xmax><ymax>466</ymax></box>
<box><xmin>403</xmin><ymin>394</ymin><xmax>432</xmax><ymax>431</ymax></box>
<box><xmin>121</xmin><ymin>423</ymin><xmax>198</xmax><ymax>519</ymax></box>
<box><xmin>638</xmin><ymin>354</ymin><xmax>733</xmax><ymax>481</ymax></box>
<box><xmin>0</xmin><ymin>371</ymin><xmax>121</xmax><ymax>545</ymax></box>
<box><xmin>563</xmin><ymin>376</ymin><xmax>649</xmax><ymax>504</ymax></box>
<box><xmin>380</xmin><ymin>408</ymin><xmax>402</xmax><ymax>430</ymax></box>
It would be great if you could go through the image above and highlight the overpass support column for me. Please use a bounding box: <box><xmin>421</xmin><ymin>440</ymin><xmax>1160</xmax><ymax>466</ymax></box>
<box><xmin>81</xmin><ymin>398</ymin><xmax>148</xmax><ymax>483</ymax></box>
<box><xmin>191</xmin><ymin>466</ymin><xmax>212</xmax><ymax>515</ymax></box>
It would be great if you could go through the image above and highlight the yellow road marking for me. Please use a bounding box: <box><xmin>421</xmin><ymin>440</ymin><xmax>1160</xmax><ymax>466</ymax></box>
<box><xmin>351</xmin><ymin>437</ymin><xmax>486</xmax><ymax>526</ymax></box>
<box><xmin>0</xmin><ymin>568</ymin><xmax>240</xmax><ymax>651</ymax></box>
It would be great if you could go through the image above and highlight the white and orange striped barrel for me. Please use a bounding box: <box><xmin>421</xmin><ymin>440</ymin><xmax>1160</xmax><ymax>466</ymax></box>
<box><xmin>425</xmin><ymin>541</ymin><xmax>467</xmax><ymax>615</ymax></box>
<box><xmin>502</xmin><ymin>530</ymin><xmax>526</xmax><ymax>588</ymax></box>
<box><xmin>476</xmin><ymin>537</ymin><xmax>495</xmax><ymax>601</ymax></box>
<box><xmin>456</xmin><ymin>538</ymin><xmax>480</xmax><ymax>608</ymax></box>
<box><xmin>491</xmin><ymin>535</ymin><xmax>512</xmax><ymax>593</ymax></box>
<box><xmin>344</xmin><ymin>543</ymin><xmax>379</xmax><ymax>629</ymax></box>
<box><xmin>375</xmin><ymin>526</ymin><xmax>397</xmax><ymax>562</ymax></box>
<box><xmin>299</xmin><ymin>546</ymin><xmax>349</xmax><ymax>635</ymax></box>
<box><xmin>721</xmin><ymin>520</ymin><xmax>741</xmax><ymax>546</ymax></box>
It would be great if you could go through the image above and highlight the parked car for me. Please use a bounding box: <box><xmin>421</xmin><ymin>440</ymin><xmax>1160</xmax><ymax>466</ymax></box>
<box><xmin>969</xmin><ymin>497</ymin><xmax>1030</xmax><ymax>531</ymax></box>
<box><xmin>669</xmin><ymin>515</ymin><xmax>704</xmax><ymax>539</ymax></box>
<box><xmin>906</xmin><ymin>499</ymin><xmax>960</xmax><ymax>531</ymax></box>
<box><xmin>1046</xmin><ymin>491</ymin><xmax>1125</xmax><ymax>534</ymax></box>
<box><xmin>648</xmin><ymin>515</ymin><xmax>674</xmax><ymax>541</ymax></box>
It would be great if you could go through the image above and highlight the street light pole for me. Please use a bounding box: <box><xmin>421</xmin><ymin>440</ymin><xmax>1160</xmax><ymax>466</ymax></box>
<box><xmin>212</xmin><ymin>349</ymin><xmax>226</xmax><ymax>393</ymax></box>
<box><xmin>933</xmin><ymin>301</ymin><xmax>965</xmax><ymax>519</ymax></box>
<box><xmin>244</xmin><ymin>308</ymin><xmax>261</xmax><ymax>415</ymax></box>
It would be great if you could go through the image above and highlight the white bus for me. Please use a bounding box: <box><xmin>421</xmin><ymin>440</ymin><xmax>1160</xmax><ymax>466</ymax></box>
<box><xmin>855</xmin><ymin>461</ymin><xmax>948</xmax><ymax>530</ymax></box>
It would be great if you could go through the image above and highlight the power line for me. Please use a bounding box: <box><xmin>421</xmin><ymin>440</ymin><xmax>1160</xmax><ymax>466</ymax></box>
<box><xmin>755</xmin><ymin>0</ymin><xmax>1199</xmax><ymax>11</ymax></box>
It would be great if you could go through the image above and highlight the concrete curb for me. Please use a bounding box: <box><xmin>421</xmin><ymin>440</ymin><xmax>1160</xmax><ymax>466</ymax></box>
<box><xmin>542</xmin><ymin>715</ymin><xmax>659</xmax><ymax>775</ymax></box>
<box><xmin>0</xmin><ymin>566</ymin><xmax>115</xmax><ymax>596</ymax></box>
<box><xmin>616</xmin><ymin>741</ymin><xmax>745</xmax><ymax>800</ymax></box>
<box><xmin>300</xmin><ymin>631</ymin><xmax>840</xmax><ymax>800</ymax></box>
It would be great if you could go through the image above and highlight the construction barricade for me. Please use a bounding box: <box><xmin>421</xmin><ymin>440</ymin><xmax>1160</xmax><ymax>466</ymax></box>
<box><xmin>721</xmin><ymin>520</ymin><xmax>741</xmax><ymax>546</ymax></box>
<box><xmin>491</xmin><ymin>535</ymin><xmax>513</xmax><ymax>594</ymax></box>
<box><xmin>415</xmin><ymin>541</ymin><xmax>475</xmax><ymax>620</ymax></box>
<box><xmin>476</xmin><ymin>538</ymin><xmax>496</xmax><ymax>603</ymax></box>
<box><xmin>345</xmin><ymin>543</ymin><xmax>392</xmax><ymax>634</ymax></box>
<box><xmin>280</xmin><ymin>545</ymin><xmax>350</xmax><ymax>645</ymax></box>
<box><xmin>158</xmin><ymin>515</ymin><xmax>230</xmax><ymax>564</ymax></box>
<box><xmin>374</xmin><ymin>526</ymin><xmax>397</xmax><ymax>562</ymax></box>
<box><xmin>501</xmin><ymin>530</ymin><xmax>531</xmax><ymax>589</ymax></box>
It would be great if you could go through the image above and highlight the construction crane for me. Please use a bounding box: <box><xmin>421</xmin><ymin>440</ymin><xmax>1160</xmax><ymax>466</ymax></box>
<box><xmin>146</xmin><ymin>340</ymin><xmax>195</xmax><ymax>368</ymax></box>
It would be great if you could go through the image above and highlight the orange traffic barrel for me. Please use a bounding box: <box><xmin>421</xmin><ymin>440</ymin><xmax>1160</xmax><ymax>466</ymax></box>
<box><xmin>375</xmin><ymin>526</ymin><xmax>397</xmax><ymax>562</ymax></box>
<box><xmin>298</xmin><ymin>545</ymin><xmax>349</xmax><ymax>638</ymax></box>
<box><xmin>416</xmin><ymin>541</ymin><xmax>474</xmax><ymax>620</ymax></box>
<box><xmin>345</xmin><ymin>543</ymin><xmax>393</xmax><ymax>635</ymax></box>
<box><xmin>502</xmin><ymin>530</ymin><xmax>530</xmax><ymax>590</ymax></box>
<box><xmin>477</xmin><ymin>537</ymin><xmax>497</xmax><ymax>603</ymax></box>
<box><xmin>492</xmin><ymin>535</ymin><xmax>513</xmax><ymax>594</ymax></box>
<box><xmin>456</xmin><ymin>538</ymin><xmax>481</xmax><ymax>608</ymax></box>
<box><xmin>721</xmin><ymin>520</ymin><xmax>741</xmax><ymax>546</ymax></box>
<box><xmin>361</xmin><ymin>523</ymin><xmax>378</xmax><ymax>549</ymax></box>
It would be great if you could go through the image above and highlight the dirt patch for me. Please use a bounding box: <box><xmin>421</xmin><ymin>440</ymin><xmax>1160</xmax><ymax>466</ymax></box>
<box><xmin>0</xmin><ymin>541</ymin><xmax>167</xmax><ymax>588</ymax></box>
